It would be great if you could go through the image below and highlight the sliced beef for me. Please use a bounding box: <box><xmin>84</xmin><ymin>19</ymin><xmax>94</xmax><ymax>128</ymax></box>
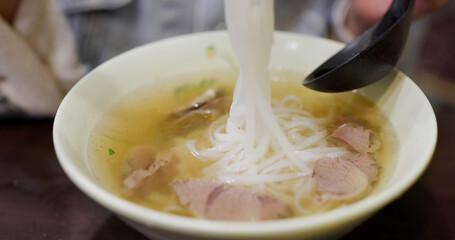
<box><xmin>124</xmin><ymin>169</ymin><xmax>152</xmax><ymax>190</ymax></box>
<box><xmin>342</xmin><ymin>153</ymin><xmax>377</xmax><ymax>181</ymax></box>
<box><xmin>172</xmin><ymin>88</ymin><xmax>220</xmax><ymax>117</ymax></box>
<box><xmin>172</xmin><ymin>179</ymin><xmax>291</xmax><ymax>221</ymax></box>
<box><xmin>123</xmin><ymin>146</ymin><xmax>156</xmax><ymax>170</ymax></box>
<box><xmin>170</xmin><ymin>96</ymin><xmax>230</xmax><ymax>135</ymax></box>
<box><xmin>172</xmin><ymin>179</ymin><xmax>222</xmax><ymax>218</ymax></box>
<box><xmin>123</xmin><ymin>147</ymin><xmax>173</xmax><ymax>190</ymax></box>
<box><xmin>174</xmin><ymin>96</ymin><xmax>230</xmax><ymax>121</ymax></box>
<box><xmin>313</xmin><ymin>156</ymin><xmax>370</xmax><ymax>200</ymax></box>
<box><xmin>205</xmin><ymin>186</ymin><xmax>290</xmax><ymax>221</ymax></box>
<box><xmin>328</xmin><ymin>123</ymin><xmax>380</xmax><ymax>153</ymax></box>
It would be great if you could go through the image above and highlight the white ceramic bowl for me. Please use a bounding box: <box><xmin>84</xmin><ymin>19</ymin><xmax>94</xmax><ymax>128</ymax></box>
<box><xmin>53</xmin><ymin>32</ymin><xmax>437</xmax><ymax>240</ymax></box>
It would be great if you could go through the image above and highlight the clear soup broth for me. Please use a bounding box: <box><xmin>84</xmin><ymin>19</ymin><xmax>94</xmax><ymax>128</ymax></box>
<box><xmin>88</xmin><ymin>70</ymin><xmax>396</xmax><ymax>219</ymax></box>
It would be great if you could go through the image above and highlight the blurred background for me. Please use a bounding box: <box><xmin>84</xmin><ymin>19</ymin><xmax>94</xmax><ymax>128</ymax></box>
<box><xmin>63</xmin><ymin>0</ymin><xmax>455</xmax><ymax>107</ymax></box>
<box><xmin>0</xmin><ymin>0</ymin><xmax>454</xmax><ymax>239</ymax></box>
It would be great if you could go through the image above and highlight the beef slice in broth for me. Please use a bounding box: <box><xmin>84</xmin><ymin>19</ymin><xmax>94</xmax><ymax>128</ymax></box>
<box><xmin>328</xmin><ymin>123</ymin><xmax>380</xmax><ymax>153</ymax></box>
<box><xmin>168</xmin><ymin>88</ymin><xmax>230</xmax><ymax>135</ymax></box>
<box><xmin>172</xmin><ymin>179</ymin><xmax>291</xmax><ymax>221</ymax></box>
<box><xmin>123</xmin><ymin>146</ymin><xmax>175</xmax><ymax>190</ymax></box>
<box><xmin>313</xmin><ymin>153</ymin><xmax>378</xmax><ymax>200</ymax></box>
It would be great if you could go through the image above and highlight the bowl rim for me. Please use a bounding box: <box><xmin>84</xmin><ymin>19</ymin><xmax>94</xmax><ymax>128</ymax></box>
<box><xmin>53</xmin><ymin>31</ymin><xmax>438</xmax><ymax>238</ymax></box>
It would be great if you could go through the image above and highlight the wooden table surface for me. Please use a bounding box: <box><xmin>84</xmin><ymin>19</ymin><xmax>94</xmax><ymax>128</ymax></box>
<box><xmin>0</xmin><ymin>106</ymin><xmax>454</xmax><ymax>240</ymax></box>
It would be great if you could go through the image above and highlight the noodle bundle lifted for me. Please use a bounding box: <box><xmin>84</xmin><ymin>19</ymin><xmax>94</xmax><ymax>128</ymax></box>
<box><xmin>186</xmin><ymin>0</ymin><xmax>379</xmax><ymax>217</ymax></box>
<box><xmin>89</xmin><ymin>0</ymin><xmax>393</xmax><ymax>221</ymax></box>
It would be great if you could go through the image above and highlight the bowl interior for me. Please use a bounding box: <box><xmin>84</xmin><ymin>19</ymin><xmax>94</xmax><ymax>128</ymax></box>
<box><xmin>53</xmin><ymin>31</ymin><xmax>437</xmax><ymax>239</ymax></box>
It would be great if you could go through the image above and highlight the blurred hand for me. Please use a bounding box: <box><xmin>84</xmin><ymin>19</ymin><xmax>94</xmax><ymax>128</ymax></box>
<box><xmin>0</xmin><ymin>0</ymin><xmax>21</xmax><ymax>24</ymax></box>
<box><xmin>346</xmin><ymin>0</ymin><xmax>449</xmax><ymax>36</ymax></box>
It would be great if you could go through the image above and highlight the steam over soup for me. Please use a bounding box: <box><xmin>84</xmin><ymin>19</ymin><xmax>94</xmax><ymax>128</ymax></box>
<box><xmin>88</xmin><ymin>70</ymin><xmax>396</xmax><ymax>220</ymax></box>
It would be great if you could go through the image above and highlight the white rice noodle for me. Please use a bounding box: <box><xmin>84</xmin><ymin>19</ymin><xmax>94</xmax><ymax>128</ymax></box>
<box><xmin>185</xmin><ymin>0</ymin><xmax>348</xmax><ymax>214</ymax></box>
<box><xmin>218</xmin><ymin>172</ymin><xmax>303</xmax><ymax>185</ymax></box>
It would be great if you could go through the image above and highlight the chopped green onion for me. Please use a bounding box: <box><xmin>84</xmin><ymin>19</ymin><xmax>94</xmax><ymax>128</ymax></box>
<box><xmin>206</xmin><ymin>45</ymin><xmax>216</xmax><ymax>57</ymax></box>
<box><xmin>108</xmin><ymin>148</ymin><xmax>115</xmax><ymax>155</ymax></box>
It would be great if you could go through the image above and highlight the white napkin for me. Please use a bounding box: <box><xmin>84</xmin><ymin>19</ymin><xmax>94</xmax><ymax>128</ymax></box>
<box><xmin>0</xmin><ymin>0</ymin><xmax>86</xmax><ymax>117</ymax></box>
